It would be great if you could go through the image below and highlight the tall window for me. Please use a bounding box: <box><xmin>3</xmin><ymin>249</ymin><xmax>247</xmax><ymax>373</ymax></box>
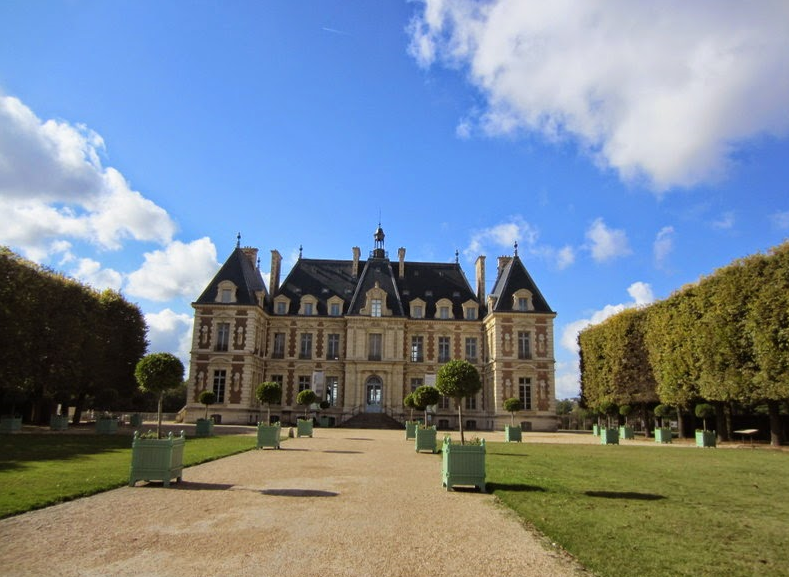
<box><xmin>276</xmin><ymin>301</ymin><xmax>287</xmax><ymax>314</ymax></box>
<box><xmin>216</xmin><ymin>322</ymin><xmax>230</xmax><ymax>351</ymax></box>
<box><xmin>413</xmin><ymin>305</ymin><xmax>423</xmax><ymax>319</ymax></box>
<box><xmin>465</xmin><ymin>394</ymin><xmax>477</xmax><ymax>410</ymax></box>
<box><xmin>439</xmin><ymin>306</ymin><xmax>450</xmax><ymax>319</ymax></box>
<box><xmin>518</xmin><ymin>297</ymin><xmax>529</xmax><ymax>311</ymax></box>
<box><xmin>411</xmin><ymin>336</ymin><xmax>424</xmax><ymax>362</ymax></box>
<box><xmin>438</xmin><ymin>336</ymin><xmax>451</xmax><ymax>363</ymax></box>
<box><xmin>212</xmin><ymin>370</ymin><xmax>226</xmax><ymax>403</ymax></box>
<box><xmin>330</xmin><ymin>303</ymin><xmax>341</xmax><ymax>316</ymax></box>
<box><xmin>465</xmin><ymin>307</ymin><xmax>477</xmax><ymax>320</ymax></box>
<box><xmin>371</xmin><ymin>298</ymin><xmax>382</xmax><ymax>317</ymax></box>
<box><xmin>368</xmin><ymin>333</ymin><xmax>382</xmax><ymax>361</ymax></box>
<box><xmin>439</xmin><ymin>395</ymin><xmax>450</xmax><ymax>409</ymax></box>
<box><xmin>221</xmin><ymin>289</ymin><xmax>232</xmax><ymax>303</ymax></box>
<box><xmin>298</xmin><ymin>375</ymin><xmax>311</xmax><ymax>392</ymax></box>
<box><xmin>518</xmin><ymin>331</ymin><xmax>532</xmax><ymax>360</ymax></box>
<box><xmin>326</xmin><ymin>376</ymin><xmax>339</xmax><ymax>405</ymax></box>
<box><xmin>465</xmin><ymin>337</ymin><xmax>478</xmax><ymax>363</ymax></box>
<box><xmin>299</xmin><ymin>333</ymin><xmax>313</xmax><ymax>359</ymax></box>
<box><xmin>272</xmin><ymin>332</ymin><xmax>285</xmax><ymax>358</ymax></box>
<box><xmin>519</xmin><ymin>377</ymin><xmax>532</xmax><ymax>410</ymax></box>
<box><xmin>326</xmin><ymin>333</ymin><xmax>340</xmax><ymax>359</ymax></box>
<box><xmin>410</xmin><ymin>377</ymin><xmax>423</xmax><ymax>393</ymax></box>
<box><xmin>303</xmin><ymin>302</ymin><xmax>313</xmax><ymax>315</ymax></box>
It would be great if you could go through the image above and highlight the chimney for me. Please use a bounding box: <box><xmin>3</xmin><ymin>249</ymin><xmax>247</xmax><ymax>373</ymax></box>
<box><xmin>475</xmin><ymin>255</ymin><xmax>486</xmax><ymax>304</ymax></box>
<box><xmin>497</xmin><ymin>255</ymin><xmax>512</xmax><ymax>276</ymax></box>
<box><xmin>352</xmin><ymin>246</ymin><xmax>361</xmax><ymax>278</ymax></box>
<box><xmin>269</xmin><ymin>250</ymin><xmax>282</xmax><ymax>294</ymax></box>
<box><xmin>241</xmin><ymin>247</ymin><xmax>259</xmax><ymax>269</ymax></box>
<box><xmin>398</xmin><ymin>247</ymin><xmax>406</xmax><ymax>278</ymax></box>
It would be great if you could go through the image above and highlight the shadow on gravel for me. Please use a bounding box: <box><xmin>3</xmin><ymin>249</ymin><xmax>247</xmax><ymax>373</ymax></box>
<box><xmin>487</xmin><ymin>483</ymin><xmax>547</xmax><ymax>493</ymax></box>
<box><xmin>173</xmin><ymin>481</ymin><xmax>235</xmax><ymax>491</ymax></box>
<box><xmin>344</xmin><ymin>438</ymin><xmax>374</xmax><ymax>441</ymax></box>
<box><xmin>585</xmin><ymin>491</ymin><xmax>665</xmax><ymax>501</ymax></box>
<box><xmin>260</xmin><ymin>489</ymin><xmax>338</xmax><ymax>498</ymax></box>
<box><xmin>322</xmin><ymin>450</ymin><xmax>363</xmax><ymax>454</ymax></box>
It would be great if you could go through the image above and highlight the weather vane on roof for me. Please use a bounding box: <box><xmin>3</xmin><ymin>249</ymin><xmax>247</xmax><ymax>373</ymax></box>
<box><xmin>514</xmin><ymin>241</ymin><xmax>519</xmax><ymax>257</ymax></box>
<box><xmin>237</xmin><ymin>232</ymin><xmax>241</xmax><ymax>248</ymax></box>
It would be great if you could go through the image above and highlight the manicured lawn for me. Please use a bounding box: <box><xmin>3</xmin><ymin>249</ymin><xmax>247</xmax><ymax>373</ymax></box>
<box><xmin>0</xmin><ymin>433</ymin><xmax>258</xmax><ymax>519</ymax></box>
<box><xmin>487</xmin><ymin>443</ymin><xmax>789</xmax><ymax>577</ymax></box>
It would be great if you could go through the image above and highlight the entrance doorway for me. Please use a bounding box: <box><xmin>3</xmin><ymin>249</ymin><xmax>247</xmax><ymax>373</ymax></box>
<box><xmin>365</xmin><ymin>377</ymin><xmax>382</xmax><ymax>413</ymax></box>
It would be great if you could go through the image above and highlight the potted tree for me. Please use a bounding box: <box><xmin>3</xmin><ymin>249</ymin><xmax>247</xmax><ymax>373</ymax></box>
<box><xmin>295</xmin><ymin>389</ymin><xmax>317</xmax><ymax>437</ymax></box>
<box><xmin>503</xmin><ymin>397</ymin><xmax>523</xmax><ymax>442</ymax></box>
<box><xmin>94</xmin><ymin>388</ymin><xmax>119</xmax><ymax>434</ymax></box>
<box><xmin>255</xmin><ymin>381</ymin><xmax>282</xmax><ymax>449</ymax></box>
<box><xmin>50</xmin><ymin>410</ymin><xmax>69</xmax><ymax>431</ymax></box>
<box><xmin>318</xmin><ymin>400</ymin><xmax>331</xmax><ymax>427</ymax></box>
<box><xmin>129</xmin><ymin>353</ymin><xmax>186</xmax><ymax>487</ymax></box>
<box><xmin>195</xmin><ymin>390</ymin><xmax>216</xmax><ymax>437</ymax></box>
<box><xmin>435</xmin><ymin>359</ymin><xmax>482</xmax><ymax>445</ymax></box>
<box><xmin>598</xmin><ymin>401</ymin><xmax>619</xmax><ymax>445</ymax></box>
<box><xmin>403</xmin><ymin>393</ymin><xmax>420</xmax><ymax>440</ymax></box>
<box><xmin>618</xmin><ymin>404</ymin><xmax>634</xmax><ymax>439</ymax></box>
<box><xmin>0</xmin><ymin>388</ymin><xmax>25</xmax><ymax>433</ymax></box>
<box><xmin>654</xmin><ymin>404</ymin><xmax>674</xmax><ymax>444</ymax></box>
<box><xmin>413</xmin><ymin>385</ymin><xmax>440</xmax><ymax>453</ymax></box>
<box><xmin>695</xmin><ymin>403</ymin><xmax>716</xmax><ymax>448</ymax></box>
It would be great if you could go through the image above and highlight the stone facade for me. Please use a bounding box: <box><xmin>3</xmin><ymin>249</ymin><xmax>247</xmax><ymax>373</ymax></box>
<box><xmin>185</xmin><ymin>229</ymin><xmax>557</xmax><ymax>431</ymax></box>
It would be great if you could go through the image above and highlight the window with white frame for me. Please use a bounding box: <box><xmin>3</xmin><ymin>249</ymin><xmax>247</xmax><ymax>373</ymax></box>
<box><xmin>326</xmin><ymin>376</ymin><xmax>339</xmax><ymax>405</ymax></box>
<box><xmin>411</xmin><ymin>336</ymin><xmax>424</xmax><ymax>362</ymax></box>
<box><xmin>299</xmin><ymin>333</ymin><xmax>313</xmax><ymax>359</ymax></box>
<box><xmin>519</xmin><ymin>377</ymin><xmax>532</xmax><ymax>410</ymax></box>
<box><xmin>212</xmin><ymin>369</ymin><xmax>226</xmax><ymax>403</ymax></box>
<box><xmin>438</xmin><ymin>336</ymin><xmax>451</xmax><ymax>363</ymax></box>
<box><xmin>465</xmin><ymin>337</ymin><xmax>478</xmax><ymax>362</ymax></box>
<box><xmin>368</xmin><ymin>333</ymin><xmax>382</xmax><ymax>361</ymax></box>
<box><xmin>371</xmin><ymin>298</ymin><xmax>382</xmax><ymax>317</ymax></box>
<box><xmin>298</xmin><ymin>375</ymin><xmax>311</xmax><ymax>392</ymax></box>
<box><xmin>326</xmin><ymin>333</ymin><xmax>340</xmax><ymax>359</ymax></box>
<box><xmin>410</xmin><ymin>377</ymin><xmax>423</xmax><ymax>393</ymax></box>
<box><xmin>518</xmin><ymin>331</ymin><xmax>532</xmax><ymax>360</ymax></box>
<box><xmin>216</xmin><ymin>322</ymin><xmax>230</xmax><ymax>352</ymax></box>
<box><xmin>272</xmin><ymin>332</ymin><xmax>285</xmax><ymax>358</ymax></box>
<box><xmin>330</xmin><ymin>302</ymin><xmax>341</xmax><ymax>316</ymax></box>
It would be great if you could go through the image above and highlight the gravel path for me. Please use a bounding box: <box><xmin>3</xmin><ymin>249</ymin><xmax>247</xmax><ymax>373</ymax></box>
<box><xmin>0</xmin><ymin>428</ymin><xmax>589</xmax><ymax>577</ymax></box>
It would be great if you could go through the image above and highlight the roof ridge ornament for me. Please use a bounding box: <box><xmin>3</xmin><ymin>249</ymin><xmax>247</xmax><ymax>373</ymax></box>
<box><xmin>237</xmin><ymin>232</ymin><xmax>241</xmax><ymax>248</ymax></box>
<box><xmin>514</xmin><ymin>241</ymin><xmax>519</xmax><ymax>257</ymax></box>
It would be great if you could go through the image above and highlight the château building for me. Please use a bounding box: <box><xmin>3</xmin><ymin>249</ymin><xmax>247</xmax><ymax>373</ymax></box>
<box><xmin>185</xmin><ymin>227</ymin><xmax>557</xmax><ymax>431</ymax></box>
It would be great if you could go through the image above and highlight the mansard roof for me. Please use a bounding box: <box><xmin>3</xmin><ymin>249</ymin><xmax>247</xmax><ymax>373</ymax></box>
<box><xmin>488</xmin><ymin>255</ymin><xmax>553</xmax><ymax>314</ymax></box>
<box><xmin>277</xmin><ymin>258</ymin><xmax>357</xmax><ymax>315</ymax></box>
<box><xmin>194</xmin><ymin>247</ymin><xmax>267</xmax><ymax>306</ymax></box>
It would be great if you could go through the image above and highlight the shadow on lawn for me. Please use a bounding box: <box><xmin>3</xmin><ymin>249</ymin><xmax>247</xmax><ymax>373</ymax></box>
<box><xmin>487</xmin><ymin>482</ymin><xmax>547</xmax><ymax>493</ymax></box>
<box><xmin>585</xmin><ymin>490</ymin><xmax>666</xmax><ymax>501</ymax></box>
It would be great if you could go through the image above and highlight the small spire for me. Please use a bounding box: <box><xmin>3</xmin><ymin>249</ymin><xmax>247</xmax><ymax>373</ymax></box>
<box><xmin>455</xmin><ymin>249</ymin><xmax>459</xmax><ymax>263</ymax></box>
<box><xmin>299</xmin><ymin>244</ymin><xmax>303</xmax><ymax>259</ymax></box>
<box><xmin>256</xmin><ymin>256</ymin><xmax>261</xmax><ymax>270</ymax></box>
<box><xmin>236</xmin><ymin>232</ymin><xmax>241</xmax><ymax>248</ymax></box>
<box><xmin>514</xmin><ymin>241</ymin><xmax>519</xmax><ymax>257</ymax></box>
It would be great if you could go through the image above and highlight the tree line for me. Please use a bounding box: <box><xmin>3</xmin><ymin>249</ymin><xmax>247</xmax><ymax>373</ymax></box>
<box><xmin>579</xmin><ymin>241</ymin><xmax>789</xmax><ymax>446</ymax></box>
<box><xmin>0</xmin><ymin>247</ymin><xmax>157</xmax><ymax>424</ymax></box>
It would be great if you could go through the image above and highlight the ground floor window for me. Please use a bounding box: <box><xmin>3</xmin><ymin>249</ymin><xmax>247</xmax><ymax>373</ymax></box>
<box><xmin>326</xmin><ymin>376</ymin><xmax>339</xmax><ymax>406</ymax></box>
<box><xmin>519</xmin><ymin>377</ymin><xmax>532</xmax><ymax>410</ymax></box>
<box><xmin>298</xmin><ymin>375</ymin><xmax>311</xmax><ymax>392</ymax></box>
<box><xmin>410</xmin><ymin>377</ymin><xmax>423</xmax><ymax>393</ymax></box>
<box><xmin>212</xmin><ymin>370</ymin><xmax>226</xmax><ymax>403</ymax></box>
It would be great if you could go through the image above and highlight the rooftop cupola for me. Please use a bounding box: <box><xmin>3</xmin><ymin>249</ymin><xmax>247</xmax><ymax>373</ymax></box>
<box><xmin>372</xmin><ymin>223</ymin><xmax>387</xmax><ymax>259</ymax></box>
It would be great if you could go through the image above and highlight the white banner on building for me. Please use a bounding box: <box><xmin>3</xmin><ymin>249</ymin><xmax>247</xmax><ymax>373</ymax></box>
<box><xmin>312</xmin><ymin>371</ymin><xmax>325</xmax><ymax>397</ymax></box>
<box><xmin>425</xmin><ymin>373</ymin><xmax>437</xmax><ymax>413</ymax></box>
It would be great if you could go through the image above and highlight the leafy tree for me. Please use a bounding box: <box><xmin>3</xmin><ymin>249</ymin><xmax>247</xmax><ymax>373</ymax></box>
<box><xmin>403</xmin><ymin>392</ymin><xmax>418</xmax><ymax>421</ymax></box>
<box><xmin>296</xmin><ymin>389</ymin><xmax>317</xmax><ymax>419</ymax></box>
<box><xmin>503</xmin><ymin>397</ymin><xmax>523</xmax><ymax>427</ymax></box>
<box><xmin>413</xmin><ymin>385</ymin><xmax>440</xmax><ymax>425</ymax></box>
<box><xmin>654</xmin><ymin>404</ymin><xmax>675</xmax><ymax>429</ymax></box>
<box><xmin>135</xmin><ymin>353</ymin><xmax>184</xmax><ymax>438</ymax></box>
<box><xmin>255</xmin><ymin>381</ymin><xmax>282</xmax><ymax>424</ymax></box>
<box><xmin>198</xmin><ymin>390</ymin><xmax>216</xmax><ymax>420</ymax></box>
<box><xmin>695</xmin><ymin>403</ymin><xmax>715</xmax><ymax>432</ymax></box>
<box><xmin>598</xmin><ymin>400</ymin><xmax>617</xmax><ymax>428</ymax></box>
<box><xmin>435</xmin><ymin>359</ymin><xmax>481</xmax><ymax>444</ymax></box>
<box><xmin>619</xmin><ymin>404</ymin><xmax>632</xmax><ymax>426</ymax></box>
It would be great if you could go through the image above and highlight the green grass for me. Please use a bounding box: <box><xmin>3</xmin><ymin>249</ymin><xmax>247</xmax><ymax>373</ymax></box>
<box><xmin>487</xmin><ymin>443</ymin><xmax>789</xmax><ymax>577</ymax></box>
<box><xmin>0</xmin><ymin>433</ymin><xmax>257</xmax><ymax>518</ymax></box>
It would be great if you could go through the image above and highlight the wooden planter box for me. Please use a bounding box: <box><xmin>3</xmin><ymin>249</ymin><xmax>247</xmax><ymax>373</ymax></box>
<box><xmin>129</xmin><ymin>431</ymin><xmax>185</xmax><ymax>487</ymax></box>
<box><xmin>415</xmin><ymin>426</ymin><xmax>437</xmax><ymax>453</ymax></box>
<box><xmin>0</xmin><ymin>416</ymin><xmax>22</xmax><ymax>434</ymax></box>
<box><xmin>297</xmin><ymin>419</ymin><xmax>313</xmax><ymax>438</ymax></box>
<box><xmin>257</xmin><ymin>423</ymin><xmax>281</xmax><ymax>449</ymax></box>
<box><xmin>442</xmin><ymin>437</ymin><xmax>486</xmax><ymax>492</ymax></box>
<box><xmin>319</xmin><ymin>415</ymin><xmax>330</xmax><ymax>428</ymax></box>
<box><xmin>95</xmin><ymin>418</ymin><xmax>118</xmax><ymax>434</ymax></box>
<box><xmin>592</xmin><ymin>424</ymin><xmax>600</xmax><ymax>436</ymax></box>
<box><xmin>619</xmin><ymin>426</ymin><xmax>634</xmax><ymax>440</ymax></box>
<box><xmin>600</xmin><ymin>427</ymin><xmax>619</xmax><ymax>445</ymax></box>
<box><xmin>696</xmin><ymin>430</ymin><xmax>716</xmax><ymax>448</ymax></box>
<box><xmin>50</xmin><ymin>414</ymin><xmax>69</xmax><ymax>431</ymax></box>
<box><xmin>129</xmin><ymin>414</ymin><xmax>143</xmax><ymax>427</ymax></box>
<box><xmin>195</xmin><ymin>418</ymin><xmax>214</xmax><ymax>437</ymax></box>
<box><xmin>654</xmin><ymin>427</ymin><xmax>673</xmax><ymax>444</ymax></box>
<box><xmin>405</xmin><ymin>421</ymin><xmax>418</xmax><ymax>440</ymax></box>
<box><xmin>504</xmin><ymin>425</ymin><xmax>522</xmax><ymax>442</ymax></box>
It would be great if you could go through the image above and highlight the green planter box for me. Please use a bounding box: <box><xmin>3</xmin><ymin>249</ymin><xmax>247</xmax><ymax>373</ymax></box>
<box><xmin>297</xmin><ymin>419</ymin><xmax>313</xmax><ymax>438</ymax></box>
<box><xmin>696</xmin><ymin>430</ymin><xmax>716</xmax><ymax>448</ymax></box>
<box><xmin>129</xmin><ymin>431</ymin><xmax>185</xmax><ymax>487</ymax></box>
<box><xmin>50</xmin><ymin>414</ymin><xmax>69</xmax><ymax>431</ymax></box>
<box><xmin>505</xmin><ymin>425</ymin><xmax>522</xmax><ymax>442</ymax></box>
<box><xmin>0</xmin><ymin>416</ymin><xmax>22</xmax><ymax>434</ymax></box>
<box><xmin>442</xmin><ymin>437</ymin><xmax>486</xmax><ymax>492</ymax></box>
<box><xmin>405</xmin><ymin>421</ymin><xmax>418</xmax><ymax>440</ymax></box>
<box><xmin>654</xmin><ymin>427</ymin><xmax>672</xmax><ymax>444</ymax></box>
<box><xmin>129</xmin><ymin>414</ymin><xmax>143</xmax><ymax>427</ymax></box>
<box><xmin>415</xmin><ymin>426</ymin><xmax>437</xmax><ymax>453</ymax></box>
<box><xmin>95</xmin><ymin>418</ymin><xmax>118</xmax><ymax>434</ymax></box>
<box><xmin>619</xmin><ymin>426</ymin><xmax>634</xmax><ymax>440</ymax></box>
<box><xmin>319</xmin><ymin>415</ymin><xmax>330</xmax><ymax>428</ymax></box>
<box><xmin>592</xmin><ymin>424</ymin><xmax>600</xmax><ymax>436</ymax></box>
<box><xmin>257</xmin><ymin>423</ymin><xmax>281</xmax><ymax>449</ymax></box>
<box><xmin>195</xmin><ymin>418</ymin><xmax>214</xmax><ymax>437</ymax></box>
<box><xmin>600</xmin><ymin>427</ymin><xmax>619</xmax><ymax>445</ymax></box>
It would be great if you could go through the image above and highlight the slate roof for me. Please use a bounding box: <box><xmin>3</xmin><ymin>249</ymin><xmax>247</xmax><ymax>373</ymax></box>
<box><xmin>194</xmin><ymin>247</ymin><xmax>267</xmax><ymax>306</ymax></box>
<box><xmin>488</xmin><ymin>255</ymin><xmax>553</xmax><ymax>313</ymax></box>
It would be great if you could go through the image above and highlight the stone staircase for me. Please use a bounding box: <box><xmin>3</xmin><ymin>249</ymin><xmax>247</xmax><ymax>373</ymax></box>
<box><xmin>340</xmin><ymin>412</ymin><xmax>403</xmax><ymax>430</ymax></box>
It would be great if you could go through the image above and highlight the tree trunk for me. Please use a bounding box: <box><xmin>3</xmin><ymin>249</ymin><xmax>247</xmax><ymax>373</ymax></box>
<box><xmin>641</xmin><ymin>405</ymin><xmax>650</xmax><ymax>438</ymax></box>
<box><xmin>457</xmin><ymin>399</ymin><xmax>465</xmax><ymax>445</ymax></box>
<box><xmin>724</xmin><ymin>403</ymin><xmax>733</xmax><ymax>441</ymax></box>
<box><xmin>157</xmin><ymin>392</ymin><xmax>164</xmax><ymax>439</ymax></box>
<box><xmin>73</xmin><ymin>391</ymin><xmax>87</xmax><ymax>425</ymax></box>
<box><xmin>676</xmin><ymin>406</ymin><xmax>686</xmax><ymax>439</ymax></box>
<box><xmin>768</xmin><ymin>399</ymin><xmax>784</xmax><ymax>446</ymax></box>
<box><xmin>715</xmin><ymin>403</ymin><xmax>729</xmax><ymax>441</ymax></box>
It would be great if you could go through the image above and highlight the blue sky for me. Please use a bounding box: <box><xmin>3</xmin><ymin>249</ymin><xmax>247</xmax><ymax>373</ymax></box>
<box><xmin>2</xmin><ymin>1</ymin><xmax>788</xmax><ymax>399</ymax></box>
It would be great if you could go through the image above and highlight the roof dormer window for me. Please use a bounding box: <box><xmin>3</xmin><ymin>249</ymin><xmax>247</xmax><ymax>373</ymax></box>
<box><xmin>512</xmin><ymin>289</ymin><xmax>534</xmax><ymax>312</ymax></box>
<box><xmin>215</xmin><ymin>281</ymin><xmax>238</xmax><ymax>304</ymax></box>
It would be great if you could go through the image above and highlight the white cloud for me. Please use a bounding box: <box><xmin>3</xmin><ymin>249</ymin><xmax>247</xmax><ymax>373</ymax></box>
<box><xmin>555</xmin><ymin>245</ymin><xmax>575</xmax><ymax>270</ymax></box>
<box><xmin>0</xmin><ymin>94</ymin><xmax>176</xmax><ymax>259</ymax></box>
<box><xmin>711</xmin><ymin>211</ymin><xmax>735</xmax><ymax>230</ymax></box>
<box><xmin>145</xmin><ymin>308</ymin><xmax>193</xmax><ymax>367</ymax></box>
<box><xmin>126</xmin><ymin>238</ymin><xmax>219</xmax><ymax>302</ymax></box>
<box><xmin>585</xmin><ymin>218</ymin><xmax>631</xmax><ymax>262</ymax></box>
<box><xmin>408</xmin><ymin>1</ymin><xmax>789</xmax><ymax>191</ymax></box>
<box><xmin>70</xmin><ymin>258</ymin><xmax>123</xmax><ymax>291</ymax></box>
<box><xmin>554</xmin><ymin>360</ymin><xmax>581</xmax><ymax>400</ymax></box>
<box><xmin>770</xmin><ymin>210</ymin><xmax>789</xmax><ymax>230</ymax></box>
<box><xmin>627</xmin><ymin>281</ymin><xmax>654</xmax><ymax>305</ymax></box>
<box><xmin>653</xmin><ymin>226</ymin><xmax>675</xmax><ymax>269</ymax></box>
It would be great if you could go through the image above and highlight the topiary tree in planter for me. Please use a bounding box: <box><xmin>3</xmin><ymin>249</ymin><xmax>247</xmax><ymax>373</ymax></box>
<box><xmin>503</xmin><ymin>397</ymin><xmax>523</xmax><ymax>426</ymax></box>
<box><xmin>413</xmin><ymin>385</ymin><xmax>440</xmax><ymax>426</ymax></box>
<box><xmin>255</xmin><ymin>381</ymin><xmax>282</xmax><ymax>424</ymax></box>
<box><xmin>619</xmin><ymin>404</ymin><xmax>634</xmax><ymax>439</ymax></box>
<box><xmin>695</xmin><ymin>402</ymin><xmax>716</xmax><ymax>447</ymax></box>
<box><xmin>654</xmin><ymin>403</ymin><xmax>675</xmax><ymax>444</ymax></box>
<box><xmin>198</xmin><ymin>390</ymin><xmax>216</xmax><ymax>420</ymax></box>
<box><xmin>436</xmin><ymin>359</ymin><xmax>482</xmax><ymax>445</ymax></box>
<box><xmin>134</xmin><ymin>353</ymin><xmax>185</xmax><ymax>439</ymax></box>
<box><xmin>296</xmin><ymin>389</ymin><xmax>318</xmax><ymax>419</ymax></box>
<box><xmin>404</xmin><ymin>393</ymin><xmax>418</xmax><ymax>421</ymax></box>
<box><xmin>598</xmin><ymin>400</ymin><xmax>617</xmax><ymax>428</ymax></box>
